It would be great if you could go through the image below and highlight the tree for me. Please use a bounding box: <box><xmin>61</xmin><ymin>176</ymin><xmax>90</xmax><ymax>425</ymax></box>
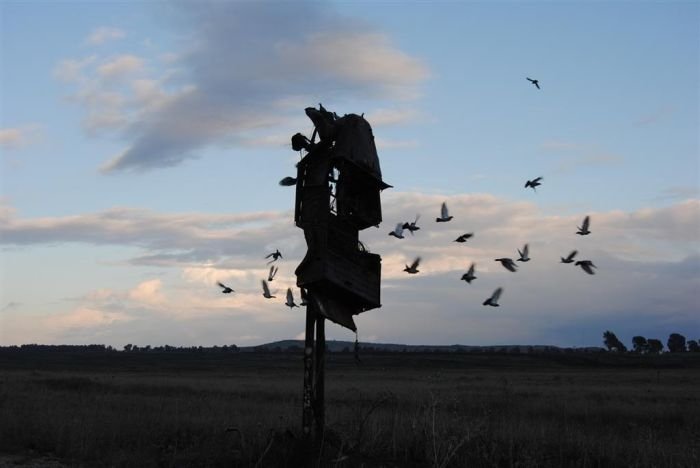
<box><xmin>687</xmin><ymin>340</ymin><xmax>699</xmax><ymax>352</ymax></box>
<box><xmin>647</xmin><ymin>338</ymin><xmax>663</xmax><ymax>354</ymax></box>
<box><xmin>123</xmin><ymin>344</ymin><xmax>133</xmax><ymax>352</ymax></box>
<box><xmin>603</xmin><ymin>330</ymin><xmax>627</xmax><ymax>353</ymax></box>
<box><xmin>632</xmin><ymin>336</ymin><xmax>648</xmax><ymax>353</ymax></box>
<box><xmin>667</xmin><ymin>333</ymin><xmax>687</xmax><ymax>353</ymax></box>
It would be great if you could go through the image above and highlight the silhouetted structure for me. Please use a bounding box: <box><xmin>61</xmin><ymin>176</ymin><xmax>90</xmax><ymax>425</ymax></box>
<box><xmin>290</xmin><ymin>105</ymin><xmax>390</xmax><ymax>450</ymax></box>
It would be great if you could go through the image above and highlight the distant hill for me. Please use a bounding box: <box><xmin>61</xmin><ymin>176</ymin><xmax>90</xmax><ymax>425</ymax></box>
<box><xmin>240</xmin><ymin>339</ymin><xmax>605</xmax><ymax>354</ymax></box>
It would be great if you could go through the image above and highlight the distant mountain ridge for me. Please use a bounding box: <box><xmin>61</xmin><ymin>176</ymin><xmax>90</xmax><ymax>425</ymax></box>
<box><xmin>241</xmin><ymin>340</ymin><xmax>604</xmax><ymax>353</ymax></box>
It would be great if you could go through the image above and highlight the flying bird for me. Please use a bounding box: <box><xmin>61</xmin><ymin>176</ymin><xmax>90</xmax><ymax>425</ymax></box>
<box><xmin>517</xmin><ymin>244</ymin><xmax>530</xmax><ymax>262</ymax></box>
<box><xmin>279</xmin><ymin>176</ymin><xmax>297</xmax><ymax>186</ymax></box>
<box><xmin>436</xmin><ymin>202</ymin><xmax>453</xmax><ymax>222</ymax></box>
<box><xmin>454</xmin><ymin>233</ymin><xmax>474</xmax><ymax>243</ymax></box>
<box><xmin>495</xmin><ymin>258</ymin><xmax>518</xmax><ymax>272</ymax></box>
<box><xmin>285</xmin><ymin>288</ymin><xmax>298</xmax><ymax>308</ymax></box>
<box><xmin>461</xmin><ymin>263</ymin><xmax>477</xmax><ymax>283</ymax></box>
<box><xmin>526</xmin><ymin>77</ymin><xmax>540</xmax><ymax>89</ymax></box>
<box><xmin>217</xmin><ymin>282</ymin><xmax>234</xmax><ymax>294</ymax></box>
<box><xmin>388</xmin><ymin>222</ymin><xmax>405</xmax><ymax>239</ymax></box>
<box><xmin>404</xmin><ymin>257</ymin><xmax>421</xmax><ymax>274</ymax></box>
<box><xmin>525</xmin><ymin>177</ymin><xmax>543</xmax><ymax>192</ymax></box>
<box><xmin>267</xmin><ymin>265</ymin><xmax>278</xmax><ymax>282</ymax></box>
<box><xmin>575</xmin><ymin>260</ymin><xmax>597</xmax><ymax>275</ymax></box>
<box><xmin>265</xmin><ymin>249</ymin><xmax>283</xmax><ymax>263</ymax></box>
<box><xmin>483</xmin><ymin>287</ymin><xmax>503</xmax><ymax>307</ymax></box>
<box><xmin>402</xmin><ymin>215</ymin><xmax>421</xmax><ymax>235</ymax></box>
<box><xmin>560</xmin><ymin>250</ymin><xmax>578</xmax><ymax>264</ymax></box>
<box><xmin>576</xmin><ymin>216</ymin><xmax>591</xmax><ymax>235</ymax></box>
<box><xmin>261</xmin><ymin>280</ymin><xmax>276</xmax><ymax>298</ymax></box>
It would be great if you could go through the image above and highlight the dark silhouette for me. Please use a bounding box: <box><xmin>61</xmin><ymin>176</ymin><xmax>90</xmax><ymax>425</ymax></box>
<box><xmin>525</xmin><ymin>177</ymin><xmax>543</xmax><ymax>191</ymax></box>
<box><xmin>667</xmin><ymin>333</ymin><xmax>687</xmax><ymax>353</ymax></box>
<box><xmin>261</xmin><ymin>279</ymin><xmax>275</xmax><ymax>299</ymax></box>
<box><xmin>404</xmin><ymin>257</ymin><xmax>421</xmax><ymax>274</ymax></box>
<box><xmin>647</xmin><ymin>338</ymin><xmax>663</xmax><ymax>354</ymax></box>
<box><xmin>495</xmin><ymin>258</ymin><xmax>518</xmax><ymax>272</ymax></box>
<box><xmin>435</xmin><ymin>202</ymin><xmax>453</xmax><ymax>222</ymax></box>
<box><xmin>575</xmin><ymin>260</ymin><xmax>596</xmax><ymax>275</ymax></box>
<box><xmin>526</xmin><ymin>77</ymin><xmax>540</xmax><ymax>89</ymax></box>
<box><xmin>483</xmin><ymin>287</ymin><xmax>503</xmax><ymax>306</ymax></box>
<box><xmin>603</xmin><ymin>330</ymin><xmax>627</xmax><ymax>353</ymax></box>
<box><xmin>285</xmin><ymin>288</ymin><xmax>298</xmax><ymax>308</ymax></box>
<box><xmin>267</xmin><ymin>265</ymin><xmax>278</xmax><ymax>282</ymax></box>
<box><xmin>632</xmin><ymin>336</ymin><xmax>648</xmax><ymax>353</ymax></box>
<box><xmin>688</xmin><ymin>340</ymin><xmax>699</xmax><ymax>352</ymax></box>
<box><xmin>576</xmin><ymin>215</ymin><xmax>591</xmax><ymax>235</ymax></box>
<box><xmin>460</xmin><ymin>263</ymin><xmax>476</xmax><ymax>283</ymax></box>
<box><xmin>217</xmin><ymin>282</ymin><xmax>234</xmax><ymax>294</ymax></box>
<box><xmin>560</xmin><ymin>250</ymin><xmax>578</xmax><ymax>263</ymax></box>
<box><xmin>454</xmin><ymin>233</ymin><xmax>474</xmax><ymax>243</ymax></box>
<box><xmin>402</xmin><ymin>214</ymin><xmax>421</xmax><ymax>234</ymax></box>
<box><xmin>388</xmin><ymin>222</ymin><xmax>405</xmax><ymax>239</ymax></box>
<box><xmin>265</xmin><ymin>249</ymin><xmax>283</xmax><ymax>263</ymax></box>
<box><xmin>279</xmin><ymin>176</ymin><xmax>297</xmax><ymax>186</ymax></box>
<box><xmin>517</xmin><ymin>243</ymin><xmax>530</xmax><ymax>262</ymax></box>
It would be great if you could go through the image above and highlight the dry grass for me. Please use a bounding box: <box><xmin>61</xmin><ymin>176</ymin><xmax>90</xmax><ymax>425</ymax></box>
<box><xmin>0</xmin><ymin>351</ymin><xmax>699</xmax><ymax>467</ymax></box>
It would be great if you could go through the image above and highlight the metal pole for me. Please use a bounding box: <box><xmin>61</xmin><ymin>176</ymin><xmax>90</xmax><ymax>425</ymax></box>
<box><xmin>314</xmin><ymin>314</ymin><xmax>325</xmax><ymax>441</ymax></box>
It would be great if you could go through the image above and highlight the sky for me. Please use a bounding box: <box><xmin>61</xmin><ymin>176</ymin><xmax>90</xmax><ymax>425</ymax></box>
<box><xmin>1</xmin><ymin>1</ymin><xmax>698</xmax><ymax>349</ymax></box>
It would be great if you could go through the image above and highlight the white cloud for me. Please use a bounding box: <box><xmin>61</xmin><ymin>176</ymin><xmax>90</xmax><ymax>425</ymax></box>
<box><xmin>2</xmin><ymin>194</ymin><xmax>698</xmax><ymax>347</ymax></box>
<box><xmin>86</xmin><ymin>27</ymin><xmax>126</xmax><ymax>45</ymax></box>
<box><xmin>54</xmin><ymin>2</ymin><xmax>429</xmax><ymax>172</ymax></box>
<box><xmin>97</xmin><ymin>54</ymin><xmax>144</xmax><ymax>79</ymax></box>
<box><xmin>0</xmin><ymin>125</ymin><xmax>41</xmax><ymax>149</ymax></box>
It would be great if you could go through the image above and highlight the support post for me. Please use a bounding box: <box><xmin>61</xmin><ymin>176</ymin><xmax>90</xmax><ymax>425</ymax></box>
<box><xmin>302</xmin><ymin>298</ymin><xmax>316</xmax><ymax>441</ymax></box>
<box><xmin>314</xmin><ymin>314</ymin><xmax>325</xmax><ymax>441</ymax></box>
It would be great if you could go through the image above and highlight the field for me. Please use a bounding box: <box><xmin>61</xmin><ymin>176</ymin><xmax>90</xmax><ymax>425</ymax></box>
<box><xmin>0</xmin><ymin>349</ymin><xmax>699</xmax><ymax>467</ymax></box>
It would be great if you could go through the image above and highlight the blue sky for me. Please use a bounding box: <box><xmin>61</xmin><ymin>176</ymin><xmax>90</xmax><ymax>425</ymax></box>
<box><xmin>1</xmin><ymin>1</ymin><xmax>698</xmax><ymax>348</ymax></box>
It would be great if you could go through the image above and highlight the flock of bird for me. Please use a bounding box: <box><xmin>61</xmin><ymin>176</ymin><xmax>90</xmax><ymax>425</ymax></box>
<box><xmin>389</xmin><ymin>198</ymin><xmax>595</xmax><ymax>307</ymax></box>
<box><xmin>217</xmin><ymin>248</ymin><xmax>305</xmax><ymax>309</ymax></box>
<box><xmin>389</xmin><ymin>77</ymin><xmax>597</xmax><ymax>308</ymax></box>
<box><xmin>215</xmin><ymin>77</ymin><xmax>597</xmax><ymax>311</ymax></box>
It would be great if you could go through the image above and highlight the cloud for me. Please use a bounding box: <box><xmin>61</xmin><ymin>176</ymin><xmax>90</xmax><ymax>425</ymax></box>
<box><xmin>53</xmin><ymin>56</ymin><xmax>97</xmax><ymax>83</ymax></box>
<box><xmin>96</xmin><ymin>54</ymin><xmax>144</xmax><ymax>80</ymax></box>
<box><xmin>0</xmin><ymin>125</ymin><xmax>41</xmax><ymax>150</ymax></box>
<box><xmin>2</xmin><ymin>194</ymin><xmax>698</xmax><ymax>347</ymax></box>
<box><xmin>654</xmin><ymin>186</ymin><xmax>699</xmax><ymax>202</ymax></box>
<box><xmin>55</xmin><ymin>2</ymin><xmax>428</xmax><ymax>172</ymax></box>
<box><xmin>540</xmin><ymin>140</ymin><xmax>625</xmax><ymax>172</ymax></box>
<box><xmin>85</xmin><ymin>27</ymin><xmax>126</xmax><ymax>45</ymax></box>
<box><xmin>634</xmin><ymin>105</ymin><xmax>675</xmax><ymax>126</ymax></box>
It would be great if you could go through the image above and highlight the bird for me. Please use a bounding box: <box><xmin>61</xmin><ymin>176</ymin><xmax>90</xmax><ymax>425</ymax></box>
<box><xmin>575</xmin><ymin>260</ymin><xmax>597</xmax><ymax>275</ymax></box>
<box><xmin>517</xmin><ymin>243</ymin><xmax>530</xmax><ymax>262</ymax></box>
<box><xmin>495</xmin><ymin>258</ymin><xmax>518</xmax><ymax>272</ymax></box>
<box><xmin>402</xmin><ymin>215</ymin><xmax>421</xmax><ymax>235</ymax></box>
<box><xmin>576</xmin><ymin>215</ymin><xmax>591</xmax><ymax>235</ymax></box>
<box><xmin>217</xmin><ymin>282</ymin><xmax>234</xmax><ymax>294</ymax></box>
<box><xmin>265</xmin><ymin>249</ymin><xmax>283</xmax><ymax>264</ymax></box>
<box><xmin>526</xmin><ymin>77</ymin><xmax>540</xmax><ymax>89</ymax></box>
<box><xmin>525</xmin><ymin>177</ymin><xmax>543</xmax><ymax>192</ymax></box>
<box><xmin>436</xmin><ymin>202</ymin><xmax>453</xmax><ymax>222</ymax></box>
<box><xmin>483</xmin><ymin>287</ymin><xmax>503</xmax><ymax>307</ymax></box>
<box><xmin>461</xmin><ymin>263</ymin><xmax>477</xmax><ymax>283</ymax></box>
<box><xmin>404</xmin><ymin>257</ymin><xmax>421</xmax><ymax>274</ymax></box>
<box><xmin>560</xmin><ymin>250</ymin><xmax>578</xmax><ymax>263</ymax></box>
<box><xmin>454</xmin><ymin>233</ymin><xmax>474</xmax><ymax>243</ymax></box>
<box><xmin>267</xmin><ymin>265</ymin><xmax>278</xmax><ymax>282</ymax></box>
<box><xmin>388</xmin><ymin>222</ymin><xmax>405</xmax><ymax>239</ymax></box>
<box><xmin>261</xmin><ymin>279</ymin><xmax>276</xmax><ymax>298</ymax></box>
<box><xmin>279</xmin><ymin>176</ymin><xmax>297</xmax><ymax>186</ymax></box>
<box><xmin>285</xmin><ymin>288</ymin><xmax>298</xmax><ymax>308</ymax></box>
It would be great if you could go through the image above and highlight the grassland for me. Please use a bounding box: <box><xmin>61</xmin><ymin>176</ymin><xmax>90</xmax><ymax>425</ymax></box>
<box><xmin>0</xmin><ymin>349</ymin><xmax>699</xmax><ymax>467</ymax></box>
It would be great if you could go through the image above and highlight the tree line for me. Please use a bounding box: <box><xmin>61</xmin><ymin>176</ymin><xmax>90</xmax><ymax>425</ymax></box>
<box><xmin>603</xmin><ymin>331</ymin><xmax>699</xmax><ymax>353</ymax></box>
